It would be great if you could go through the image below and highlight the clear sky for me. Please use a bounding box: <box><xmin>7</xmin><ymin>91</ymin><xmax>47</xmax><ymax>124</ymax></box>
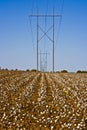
<box><xmin>0</xmin><ymin>0</ymin><xmax>87</xmax><ymax>72</ymax></box>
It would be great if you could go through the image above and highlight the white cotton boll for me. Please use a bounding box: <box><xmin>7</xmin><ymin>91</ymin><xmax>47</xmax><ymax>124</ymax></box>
<box><xmin>51</xmin><ymin>126</ymin><xmax>54</xmax><ymax>130</ymax></box>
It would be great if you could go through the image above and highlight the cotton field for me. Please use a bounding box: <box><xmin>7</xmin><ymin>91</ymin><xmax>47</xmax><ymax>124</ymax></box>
<box><xmin>0</xmin><ymin>70</ymin><xmax>87</xmax><ymax>130</ymax></box>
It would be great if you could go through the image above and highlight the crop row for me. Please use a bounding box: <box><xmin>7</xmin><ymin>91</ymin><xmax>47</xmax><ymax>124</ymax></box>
<box><xmin>0</xmin><ymin>71</ymin><xmax>87</xmax><ymax>130</ymax></box>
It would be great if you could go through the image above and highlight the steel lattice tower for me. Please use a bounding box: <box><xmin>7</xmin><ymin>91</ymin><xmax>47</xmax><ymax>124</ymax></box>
<box><xmin>29</xmin><ymin>9</ymin><xmax>62</xmax><ymax>72</ymax></box>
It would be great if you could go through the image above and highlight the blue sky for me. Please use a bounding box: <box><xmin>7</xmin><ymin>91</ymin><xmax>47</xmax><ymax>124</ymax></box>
<box><xmin>0</xmin><ymin>0</ymin><xmax>87</xmax><ymax>71</ymax></box>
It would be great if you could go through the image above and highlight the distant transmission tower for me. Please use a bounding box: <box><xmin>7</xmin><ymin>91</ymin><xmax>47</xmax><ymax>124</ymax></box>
<box><xmin>29</xmin><ymin>9</ymin><xmax>62</xmax><ymax>72</ymax></box>
<box><xmin>40</xmin><ymin>51</ymin><xmax>49</xmax><ymax>72</ymax></box>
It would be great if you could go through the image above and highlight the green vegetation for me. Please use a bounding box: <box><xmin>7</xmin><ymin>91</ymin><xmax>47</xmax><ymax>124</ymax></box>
<box><xmin>77</xmin><ymin>70</ymin><xmax>87</xmax><ymax>73</ymax></box>
<box><xmin>61</xmin><ymin>70</ymin><xmax>68</xmax><ymax>73</ymax></box>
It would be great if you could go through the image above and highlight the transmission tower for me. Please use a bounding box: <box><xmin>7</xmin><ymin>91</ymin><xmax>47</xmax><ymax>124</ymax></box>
<box><xmin>29</xmin><ymin>9</ymin><xmax>62</xmax><ymax>72</ymax></box>
<box><xmin>40</xmin><ymin>51</ymin><xmax>49</xmax><ymax>72</ymax></box>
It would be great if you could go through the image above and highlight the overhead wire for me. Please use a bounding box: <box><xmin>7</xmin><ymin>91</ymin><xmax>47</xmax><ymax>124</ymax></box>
<box><xmin>58</xmin><ymin>0</ymin><xmax>64</xmax><ymax>38</ymax></box>
<box><xmin>29</xmin><ymin>0</ymin><xmax>35</xmax><ymax>51</ymax></box>
<box><xmin>29</xmin><ymin>0</ymin><xmax>64</xmax><ymax>70</ymax></box>
<box><xmin>29</xmin><ymin>16</ymin><xmax>34</xmax><ymax>48</ymax></box>
<box><xmin>55</xmin><ymin>0</ymin><xmax>64</xmax><ymax>50</ymax></box>
<box><xmin>32</xmin><ymin>0</ymin><xmax>34</xmax><ymax>14</ymax></box>
<box><xmin>37</xmin><ymin>0</ymin><xmax>38</xmax><ymax>10</ymax></box>
<box><xmin>44</xmin><ymin>0</ymin><xmax>49</xmax><ymax>52</ymax></box>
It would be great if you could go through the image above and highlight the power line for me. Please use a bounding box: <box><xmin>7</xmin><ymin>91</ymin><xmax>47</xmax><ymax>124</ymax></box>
<box><xmin>31</xmin><ymin>0</ymin><xmax>34</xmax><ymax>14</ymax></box>
<box><xmin>29</xmin><ymin>16</ymin><xmax>35</xmax><ymax>51</ymax></box>
<box><xmin>36</xmin><ymin>0</ymin><xmax>38</xmax><ymax>11</ymax></box>
<box><xmin>55</xmin><ymin>0</ymin><xmax>64</xmax><ymax>50</ymax></box>
<box><xmin>29</xmin><ymin>0</ymin><xmax>63</xmax><ymax>72</ymax></box>
<box><xmin>44</xmin><ymin>0</ymin><xmax>49</xmax><ymax>51</ymax></box>
<box><xmin>46</xmin><ymin>0</ymin><xmax>49</xmax><ymax>15</ymax></box>
<box><xmin>61</xmin><ymin>0</ymin><xmax>65</xmax><ymax>13</ymax></box>
<box><xmin>29</xmin><ymin>0</ymin><xmax>35</xmax><ymax>51</ymax></box>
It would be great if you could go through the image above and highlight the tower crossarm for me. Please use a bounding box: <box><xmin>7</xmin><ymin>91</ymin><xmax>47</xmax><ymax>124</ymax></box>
<box><xmin>29</xmin><ymin>14</ymin><xmax>62</xmax><ymax>17</ymax></box>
